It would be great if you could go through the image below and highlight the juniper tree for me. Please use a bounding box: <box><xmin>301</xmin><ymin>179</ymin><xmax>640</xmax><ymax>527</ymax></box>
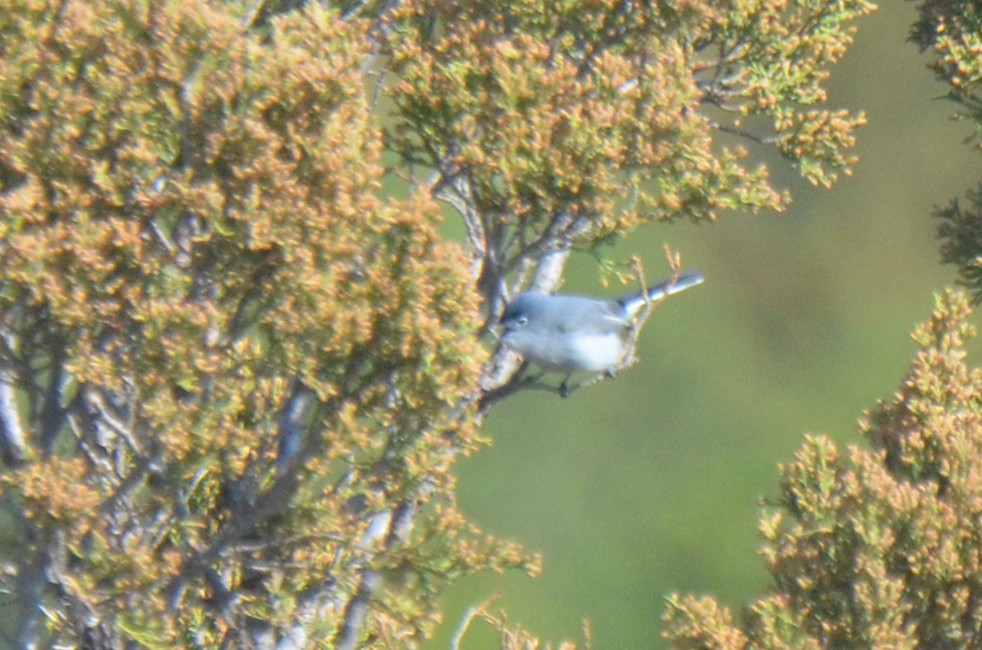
<box><xmin>0</xmin><ymin>0</ymin><xmax>872</xmax><ymax>646</ymax></box>
<box><xmin>664</xmin><ymin>2</ymin><xmax>982</xmax><ymax>647</ymax></box>
<box><xmin>664</xmin><ymin>291</ymin><xmax>982</xmax><ymax>649</ymax></box>
<box><xmin>917</xmin><ymin>0</ymin><xmax>982</xmax><ymax>302</ymax></box>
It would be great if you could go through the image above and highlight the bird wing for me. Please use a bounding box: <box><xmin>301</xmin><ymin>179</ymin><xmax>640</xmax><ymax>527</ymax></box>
<box><xmin>546</xmin><ymin>296</ymin><xmax>630</xmax><ymax>334</ymax></box>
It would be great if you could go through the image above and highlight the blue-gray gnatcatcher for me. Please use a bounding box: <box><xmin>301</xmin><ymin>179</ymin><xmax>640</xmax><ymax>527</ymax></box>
<box><xmin>499</xmin><ymin>272</ymin><xmax>704</xmax><ymax>374</ymax></box>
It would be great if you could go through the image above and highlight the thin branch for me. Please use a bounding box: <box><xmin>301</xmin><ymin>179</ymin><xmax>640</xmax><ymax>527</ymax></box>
<box><xmin>83</xmin><ymin>386</ymin><xmax>144</xmax><ymax>457</ymax></box>
<box><xmin>369</xmin><ymin>68</ymin><xmax>387</xmax><ymax>109</ymax></box>
<box><xmin>529</xmin><ymin>248</ymin><xmax>571</xmax><ymax>293</ymax></box>
<box><xmin>477</xmin><ymin>367</ymin><xmax>562</xmax><ymax>415</ymax></box>
<box><xmin>700</xmin><ymin>115</ymin><xmax>780</xmax><ymax>146</ymax></box>
<box><xmin>274</xmin><ymin>381</ymin><xmax>316</xmax><ymax>477</ymax></box>
<box><xmin>240</xmin><ymin>0</ymin><xmax>268</xmax><ymax>29</ymax></box>
<box><xmin>0</xmin><ymin>367</ymin><xmax>26</xmax><ymax>468</ymax></box>
<box><xmin>450</xmin><ymin>594</ymin><xmax>502</xmax><ymax>650</ymax></box>
<box><xmin>12</xmin><ymin>530</ymin><xmax>55</xmax><ymax>649</ymax></box>
<box><xmin>333</xmin><ymin>569</ymin><xmax>382</xmax><ymax>650</ymax></box>
<box><xmin>38</xmin><ymin>338</ymin><xmax>66</xmax><ymax>455</ymax></box>
<box><xmin>503</xmin><ymin>210</ymin><xmax>589</xmax><ymax>279</ymax></box>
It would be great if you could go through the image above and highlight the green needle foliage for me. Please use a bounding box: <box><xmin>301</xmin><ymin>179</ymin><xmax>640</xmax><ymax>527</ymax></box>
<box><xmin>0</xmin><ymin>3</ymin><xmax>520</xmax><ymax>646</ymax></box>
<box><xmin>0</xmin><ymin>0</ymin><xmax>872</xmax><ymax>647</ymax></box>
<box><xmin>911</xmin><ymin>0</ymin><xmax>982</xmax><ymax>302</ymax></box>
<box><xmin>664</xmin><ymin>3</ymin><xmax>982</xmax><ymax>646</ymax></box>
<box><xmin>663</xmin><ymin>291</ymin><xmax>982</xmax><ymax>648</ymax></box>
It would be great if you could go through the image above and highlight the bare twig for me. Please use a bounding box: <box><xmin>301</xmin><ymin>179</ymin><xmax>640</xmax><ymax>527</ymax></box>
<box><xmin>240</xmin><ymin>0</ymin><xmax>268</xmax><ymax>29</ymax></box>
<box><xmin>450</xmin><ymin>594</ymin><xmax>502</xmax><ymax>650</ymax></box>
<box><xmin>84</xmin><ymin>387</ymin><xmax>144</xmax><ymax>457</ymax></box>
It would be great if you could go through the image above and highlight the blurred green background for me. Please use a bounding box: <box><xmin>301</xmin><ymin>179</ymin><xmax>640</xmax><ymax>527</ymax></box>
<box><xmin>429</xmin><ymin>2</ymin><xmax>981</xmax><ymax>648</ymax></box>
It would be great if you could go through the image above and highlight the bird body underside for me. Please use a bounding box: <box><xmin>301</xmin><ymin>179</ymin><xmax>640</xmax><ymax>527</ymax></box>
<box><xmin>515</xmin><ymin>330</ymin><xmax>626</xmax><ymax>373</ymax></box>
<box><xmin>498</xmin><ymin>271</ymin><xmax>703</xmax><ymax>375</ymax></box>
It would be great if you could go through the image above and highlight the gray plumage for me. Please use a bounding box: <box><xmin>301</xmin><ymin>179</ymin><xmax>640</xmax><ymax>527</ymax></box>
<box><xmin>499</xmin><ymin>272</ymin><xmax>704</xmax><ymax>373</ymax></box>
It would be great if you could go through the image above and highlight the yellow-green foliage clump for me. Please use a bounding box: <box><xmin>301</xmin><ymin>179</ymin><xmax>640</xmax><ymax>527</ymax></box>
<box><xmin>664</xmin><ymin>291</ymin><xmax>982</xmax><ymax>648</ymax></box>
<box><xmin>911</xmin><ymin>0</ymin><xmax>982</xmax><ymax>303</ymax></box>
<box><xmin>385</xmin><ymin>0</ymin><xmax>872</xmax><ymax>253</ymax></box>
<box><xmin>0</xmin><ymin>2</ymin><xmax>531</xmax><ymax>646</ymax></box>
<box><xmin>0</xmin><ymin>0</ymin><xmax>880</xmax><ymax>647</ymax></box>
<box><xmin>665</xmin><ymin>5</ymin><xmax>982</xmax><ymax>641</ymax></box>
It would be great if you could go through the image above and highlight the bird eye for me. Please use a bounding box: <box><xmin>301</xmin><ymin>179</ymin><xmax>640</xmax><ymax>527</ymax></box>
<box><xmin>515</xmin><ymin>315</ymin><xmax>529</xmax><ymax>328</ymax></box>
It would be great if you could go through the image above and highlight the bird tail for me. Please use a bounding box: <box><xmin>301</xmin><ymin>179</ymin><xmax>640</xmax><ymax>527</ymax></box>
<box><xmin>619</xmin><ymin>272</ymin><xmax>704</xmax><ymax>315</ymax></box>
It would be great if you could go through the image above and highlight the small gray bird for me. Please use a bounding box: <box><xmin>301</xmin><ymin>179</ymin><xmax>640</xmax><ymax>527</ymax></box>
<box><xmin>499</xmin><ymin>272</ymin><xmax>704</xmax><ymax>374</ymax></box>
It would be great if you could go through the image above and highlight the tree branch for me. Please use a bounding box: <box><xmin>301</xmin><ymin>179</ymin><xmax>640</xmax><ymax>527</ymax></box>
<box><xmin>0</xmin><ymin>367</ymin><xmax>25</xmax><ymax>468</ymax></box>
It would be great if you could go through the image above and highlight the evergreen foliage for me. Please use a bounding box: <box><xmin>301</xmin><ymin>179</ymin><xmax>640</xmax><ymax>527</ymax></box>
<box><xmin>0</xmin><ymin>0</ymin><xmax>875</xmax><ymax>646</ymax></box>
